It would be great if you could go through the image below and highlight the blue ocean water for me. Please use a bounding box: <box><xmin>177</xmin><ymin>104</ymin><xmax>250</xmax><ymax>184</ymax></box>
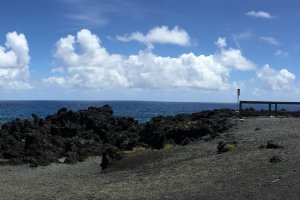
<box><xmin>0</xmin><ymin>101</ymin><xmax>300</xmax><ymax>123</ymax></box>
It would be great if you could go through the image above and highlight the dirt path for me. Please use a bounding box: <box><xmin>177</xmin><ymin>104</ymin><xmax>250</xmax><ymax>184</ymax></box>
<box><xmin>1</xmin><ymin>117</ymin><xmax>300</xmax><ymax>200</ymax></box>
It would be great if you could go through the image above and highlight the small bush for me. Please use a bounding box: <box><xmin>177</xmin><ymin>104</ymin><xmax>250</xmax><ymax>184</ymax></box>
<box><xmin>163</xmin><ymin>143</ymin><xmax>173</xmax><ymax>149</ymax></box>
<box><xmin>217</xmin><ymin>141</ymin><xmax>237</xmax><ymax>154</ymax></box>
<box><xmin>223</xmin><ymin>143</ymin><xmax>236</xmax><ymax>152</ymax></box>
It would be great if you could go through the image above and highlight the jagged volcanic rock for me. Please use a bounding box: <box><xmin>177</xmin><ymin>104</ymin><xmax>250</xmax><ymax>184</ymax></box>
<box><xmin>0</xmin><ymin>106</ymin><xmax>237</xmax><ymax>167</ymax></box>
<box><xmin>0</xmin><ymin>105</ymin><xmax>140</xmax><ymax>166</ymax></box>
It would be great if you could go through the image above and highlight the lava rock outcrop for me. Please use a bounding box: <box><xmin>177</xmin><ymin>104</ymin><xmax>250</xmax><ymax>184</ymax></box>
<box><xmin>0</xmin><ymin>106</ymin><xmax>237</xmax><ymax>167</ymax></box>
<box><xmin>0</xmin><ymin>105</ymin><xmax>140</xmax><ymax>166</ymax></box>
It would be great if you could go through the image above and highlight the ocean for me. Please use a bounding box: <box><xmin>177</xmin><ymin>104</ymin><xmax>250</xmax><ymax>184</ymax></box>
<box><xmin>0</xmin><ymin>101</ymin><xmax>300</xmax><ymax>123</ymax></box>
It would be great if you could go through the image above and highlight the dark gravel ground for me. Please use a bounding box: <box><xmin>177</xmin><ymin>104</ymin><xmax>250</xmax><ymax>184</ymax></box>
<box><xmin>1</xmin><ymin>116</ymin><xmax>300</xmax><ymax>199</ymax></box>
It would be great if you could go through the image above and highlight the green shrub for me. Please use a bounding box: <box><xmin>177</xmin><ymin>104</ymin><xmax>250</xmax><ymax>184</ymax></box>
<box><xmin>163</xmin><ymin>143</ymin><xmax>173</xmax><ymax>149</ymax></box>
<box><xmin>223</xmin><ymin>143</ymin><xmax>236</xmax><ymax>152</ymax></box>
<box><xmin>218</xmin><ymin>141</ymin><xmax>237</xmax><ymax>154</ymax></box>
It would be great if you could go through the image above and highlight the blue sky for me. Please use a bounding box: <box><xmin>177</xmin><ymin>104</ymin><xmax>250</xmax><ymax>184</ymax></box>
<box><xmin>1</xmin><ymin>0</ymin><xmax>300</xmax><ymax>102</ymax></box>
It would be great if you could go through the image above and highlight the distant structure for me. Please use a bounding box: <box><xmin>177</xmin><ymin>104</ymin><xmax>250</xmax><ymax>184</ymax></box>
<box><xmin>237</xmin><ymin>88</ymin><xmax>300</xmax><ymax>112</ymax></box>
<box><xmin>237</xmin><ymin>88</ymin><xmax>240</xmax><ymax>111</ymax></box>
<box><xmin>239</xmin><ymin>100</ymin><xmax>300</xmax><ymax>112</ymax></box>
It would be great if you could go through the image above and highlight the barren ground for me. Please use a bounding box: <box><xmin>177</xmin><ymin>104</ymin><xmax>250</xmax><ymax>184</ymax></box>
<box><xmin>1</xmin><ymin>117</ymin><xmax>300</xmax><ymax>200</ymax></box>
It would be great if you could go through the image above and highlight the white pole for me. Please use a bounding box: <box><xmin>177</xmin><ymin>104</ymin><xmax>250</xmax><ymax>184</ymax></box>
<box><xmin>237</xmin><ymin>88</ymin><xmax>240</xmax><ymax>111</ymax></box>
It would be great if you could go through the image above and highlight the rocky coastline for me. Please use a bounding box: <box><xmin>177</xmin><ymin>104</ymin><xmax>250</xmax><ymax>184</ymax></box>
<box><xmin>1</xmin><ymin>105</ymin><xmax>300</xmax><ymax>169</ymax></box>
<box><xmin>0</xmin><ymin>105</ymin><xmax>238</xmax><ymax>168</ymax></box>
<box><xmin>1</xmin><ymin>107</ymin><xmax>300</xmax><ymax>199</ymax></box>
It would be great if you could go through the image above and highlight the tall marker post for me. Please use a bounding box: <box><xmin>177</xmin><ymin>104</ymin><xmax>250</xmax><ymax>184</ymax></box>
<box><xmin>237</xmin><ymin>88</ymin><xmax>240</xmax><ymax>112</ymax></box>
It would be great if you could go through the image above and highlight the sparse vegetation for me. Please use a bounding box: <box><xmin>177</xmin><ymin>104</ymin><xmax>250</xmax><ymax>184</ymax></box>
<box><xmin>217</xmin><ymin>141</ymin><xmax>237</xmax><ymax>154</ymax></box>
<box><xmin>163</xmin><ymin>143</ymin><xmax>173</xmax><ymax>149</ymax></box>
<box><xmin>223</xmin><ymin>143</ymin><xmax>236</xmax><ymax>152</ymax></box>
<box><xmin>123</xmin><ymin>146</ymin><xmax>148</xmax><ymax>155</ymax></box>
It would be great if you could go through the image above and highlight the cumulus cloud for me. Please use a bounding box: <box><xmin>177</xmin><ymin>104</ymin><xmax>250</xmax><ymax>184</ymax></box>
<box><xmin>246</xmin><ymin>11</ymin><xmax>275</xmax><ymax>19</ymax></box>
<box><xmin>44</xmin><ymin>30</ymin><xmax>256</xmax><ymax>90</ymax></box>
<box><xmin>259</xmin><ymin>36</ymin><xmax>279</xmax><ymax>46</ymax></box>
<box><xmin>0</xmin><ymin>32</ymin><xmax>31</xmax><ymax>89</ymax></box>
<box><xmin>116</xmin><ymin>26</ymin><xmax>191</xmax><ymax>49</ymax></box>
<box><xmin>215</xmin><ymin>48</ymin><xmax>255</xmax><ymax>71</ymax></box>
<box><xmin>215</xmin><ymin>37</ymin><xmax>227</xmax><ymax>48</ymax></box>
<box><xmin>257</xmin><ymin>65</ymin><xmax>295</xmax><ymax>91</ymax></box>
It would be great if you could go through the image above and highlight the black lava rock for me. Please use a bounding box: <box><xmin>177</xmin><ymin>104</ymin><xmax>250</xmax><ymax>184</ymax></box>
<box><xmin>0</xmin><ymin>106</ymin><xmax>237</xmax><ymax>168</ymax></box>
<box><xmin>266</xmin><ymin>141</ymin><xmax>283</xmax><ymax>149</ymax></box>
<box><xmin>270</xmin><ymin>155</ymin><xmax>281</xmax><ymax>163</ymax></box>
<box><xmin>0</xmin><ymin>105</ymin><xmax>139</xmax><ymax>167</ymax></box>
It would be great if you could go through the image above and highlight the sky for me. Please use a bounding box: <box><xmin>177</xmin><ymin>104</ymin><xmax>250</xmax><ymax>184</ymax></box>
<box><xmin>1</xmin><ymin>0</ymin><xmax>300</xmax><ymax>102</ymax></box>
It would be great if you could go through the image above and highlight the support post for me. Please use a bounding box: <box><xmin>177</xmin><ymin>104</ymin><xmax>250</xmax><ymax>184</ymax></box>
<box><xmin>275</xmin><ymin>104</ymin><xmax>278</xmax><ymax>111</ymax></box>
<box><xmin>237</xmin><ymin>88</ymin><xmax>240</xmax><ymax>111</ymax></box>
<box><xmin>269</xmin><ymin>103</ymin><xmax>271</xmax><ymax>112</ymax></box>
<box><xmin>239</xmin><ymin>102</ymin><xmax>242</xmax><ymax>111</ymax></box>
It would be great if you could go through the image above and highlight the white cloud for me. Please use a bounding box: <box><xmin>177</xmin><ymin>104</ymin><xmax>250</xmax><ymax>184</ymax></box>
<box><xmin>246</xmin><ymin>11</ymin><xmax>275</xmax><ymax>19</ymax></box>
<box><xmin>257</xmin><ymin>65</ymin><xmax>295</xmax><ymax>91</ymax></box>
<box><xmin>215</xmin><ymin>37</ymin><xmax>227</xmax><ymax>48</ymax></box>
<box><xmin>0</xmin><ymin>32</ymin><xmax>31</xmax><ymax>89</ymax></box>
<box><xmin>44</xmin><ymin>76</ymin><xmax>66</xmax><ymax>85</ymax></box>
<box><xmin>275</xmin><ymin>50</ymin><xmax>289</xmax><ymax>58</ymax></box>
<box><xmin>215</xmin><ymin>48</ymin><xmax>255</xmax><ymax>71</ymax></box>
<box><xmin>259</xmin><ymin>36</ymin><xmax>279</xmax><ymax>46</ymax></box>
<box><xmin>51</xmin><ymin>67</ymin><xmax>64</xmax><ymax>73</ymax></box>
<box><xmin>45</xmin><ymin>29</ymin><xmax>256</xmax><ymax>91</ymax></box>
<box><xmin>116</xmin><ymin>26</ymin><xmax>191</xmax><ymax>49</ymax></box>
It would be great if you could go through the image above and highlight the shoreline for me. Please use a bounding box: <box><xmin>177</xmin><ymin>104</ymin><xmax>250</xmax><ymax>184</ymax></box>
<box><xmin>0</xmin><ymin>106</ymin><xmax>237</xmax><ymax>167</ymax></box>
